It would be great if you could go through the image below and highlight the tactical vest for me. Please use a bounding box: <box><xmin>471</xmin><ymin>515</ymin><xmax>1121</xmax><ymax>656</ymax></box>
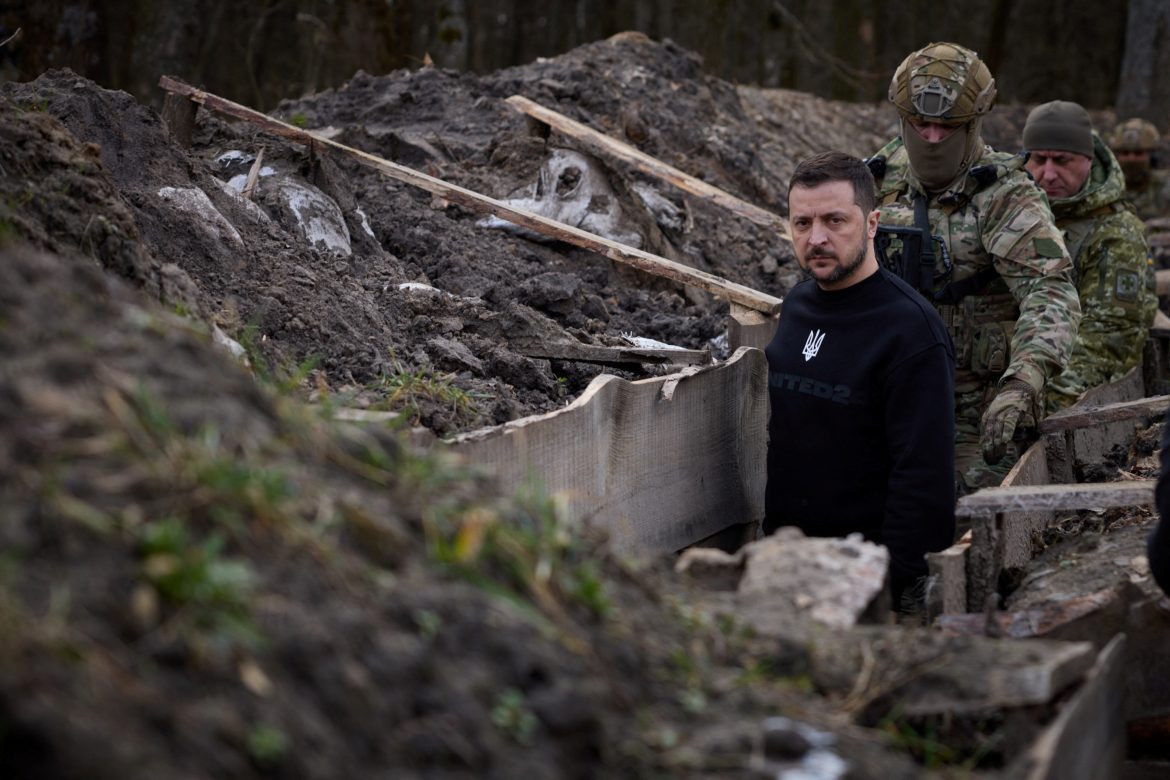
<box><xmin>869</xmin><ymin>149</ymin><xmax>1029</xmax><ymax>378</ymax></box>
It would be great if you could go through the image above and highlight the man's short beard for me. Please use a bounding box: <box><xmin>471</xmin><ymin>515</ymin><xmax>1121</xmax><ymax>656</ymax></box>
<box><xmin>805</xmin><ymin>240</ymin><xmax>867</xmax><ymax>284</ymax></box>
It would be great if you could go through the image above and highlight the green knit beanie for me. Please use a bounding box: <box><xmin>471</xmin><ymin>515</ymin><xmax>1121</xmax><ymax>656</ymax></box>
<box><xmin>1023</xmin><ymin>100</ymin><xmax>1093</xmax><ymax>157</ymax></box>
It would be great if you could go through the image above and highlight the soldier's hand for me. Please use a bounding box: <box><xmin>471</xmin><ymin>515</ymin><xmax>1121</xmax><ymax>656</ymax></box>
<box><xmin>980</xmin><ymin>379</ymin><xmax>1037</xmax><ymax>464</ymax></box>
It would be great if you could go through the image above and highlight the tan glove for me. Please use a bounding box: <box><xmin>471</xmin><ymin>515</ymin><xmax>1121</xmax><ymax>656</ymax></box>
<box><xmin>980</xmin><ymin>379</ymin><xmax>1037</xmax><ymax>464</ymax></box>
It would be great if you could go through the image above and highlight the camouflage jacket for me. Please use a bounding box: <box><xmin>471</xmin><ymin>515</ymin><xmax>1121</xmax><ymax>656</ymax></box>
<box><xmin>1044</xmin><ymin>133</ymin><xmax>1157</xmax><ymax>411</ymax></box>
<box><xmin>870</xmin><ymin>137</ymin><xmax>1082</xmax><ymax>397</ymax></box>
<box><xmin>1126</xmin><ymin>168</ymin><xmax>1170</xmax><ymax>266</ymax></box>
<box><xmin>1125</xmin><ymin>167</ymin><xmax>1170</xmax><ymax>222</ymax></box>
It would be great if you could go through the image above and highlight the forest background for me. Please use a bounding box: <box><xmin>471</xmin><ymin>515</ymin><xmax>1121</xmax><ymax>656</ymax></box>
<box><xmin>5</xmin><ymin>0</ymin><xmax>1170</xmax><ymax>126</ymax></box>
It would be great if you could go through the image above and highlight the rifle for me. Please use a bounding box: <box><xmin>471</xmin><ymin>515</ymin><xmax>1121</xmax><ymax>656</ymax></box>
<box><xmin>874</xmin><ymin>223</ymin><xmax>951</xmax><ymax>298</ymax></box>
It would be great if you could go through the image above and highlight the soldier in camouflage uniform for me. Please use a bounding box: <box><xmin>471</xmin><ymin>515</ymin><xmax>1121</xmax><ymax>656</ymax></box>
<box><xmin>869</xmin><ymin>43</ymin><xmax>1081</xmax><ymax>493</ymax></box>
<box><xmin>1107</xmin><ymin>118</ymin><xmax>1170</xmax><ymax>269</ymax></box>
<box><xmin>1023</xmin><ymin>102</ymin><xmax>1157</xmax><ymax>412</ymax></box>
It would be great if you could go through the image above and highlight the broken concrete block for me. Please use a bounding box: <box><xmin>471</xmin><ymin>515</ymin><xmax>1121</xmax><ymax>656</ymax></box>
<box><xmin>737</xmin><ymin>528</ymin><xmax>888</xmax><ymax>630</ymax></box>
<box><xmin>674</xmin><ymin>546</ymin><xmax>744</xmax><ymax>591</ymax></box>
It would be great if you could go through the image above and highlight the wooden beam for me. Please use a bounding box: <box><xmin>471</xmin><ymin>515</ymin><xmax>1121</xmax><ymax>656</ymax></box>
<box><xmin>519</xmin><ymin>342</ymin><xmax>709</xmax><ymax>366</ymax></box>
<box><xmin>1039</xmin><ymin>394</ymin><xmax>1170</xmax><ymax>434</ymax></box>
<box><xmin>956</xmin><ymin>480</ymin><xmax>1156</xmax><ymax>518</ymax></box>
<box><xmin>161</xmin><ymin>92</ymin><xmax>197</xmax><ymax>148</ymax></box>
<box><xmin>444</xmin><ymin>347</ymin><xmax>768</xmax><ymax>552</ymax></box>
<box><xmin>728</xmin><ymin>302</ymin><xmax>780</xmax><ymax>352</ymax></box>
<box><xmin>157</xmin><ymin>76</ymin><xmax>782</xmax><ymax>315</ymax></box>
<box><xmin>1157</xmin><ymin>268</ymin><xmax>1170</xmax><ymax>296</ymax></box>
<box><xmin>505</xmin><ymin>95</ymin><xmax>791</xmax><ymax>242</ymax></box>
<box><xmin>1018</xmin><ymin>635</ymin><xmax>1126</xmax><ymax>780</ymax></box>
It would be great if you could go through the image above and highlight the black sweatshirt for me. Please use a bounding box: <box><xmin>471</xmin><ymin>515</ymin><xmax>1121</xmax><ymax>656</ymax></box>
<box><xmin>763</xmin><ymin>268</ymin><xmax>956</xmax><ymax>589</ymax></box>
<box><xmin>1151</xmin><ymin>410</ymin><xmax>1170</xmax><ymax>596</ymax></box>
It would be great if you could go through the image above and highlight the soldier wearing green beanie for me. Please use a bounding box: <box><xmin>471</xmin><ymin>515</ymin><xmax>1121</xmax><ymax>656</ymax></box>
<box><xmin>1023</xmin><ymin>101</ymin><xmax>1157</xmax><ymax>412</ymax></box>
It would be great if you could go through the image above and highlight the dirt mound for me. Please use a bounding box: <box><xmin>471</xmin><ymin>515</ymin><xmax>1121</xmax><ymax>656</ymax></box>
<box><xmin>0</xmin><ymin>240</ymin><xmax>942</xmax><ymax>778</ymax></box>
<box><xmin>1</xmin><ymin>36</ymin><xmax>891</xmax><ymax>437</ymax></box>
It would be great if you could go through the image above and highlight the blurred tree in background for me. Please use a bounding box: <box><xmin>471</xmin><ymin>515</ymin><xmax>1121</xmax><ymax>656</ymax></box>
<box><xmin>0</xmin><ymin>0</ymin><xmax>1159</xmax><ymax>123</ymax></box>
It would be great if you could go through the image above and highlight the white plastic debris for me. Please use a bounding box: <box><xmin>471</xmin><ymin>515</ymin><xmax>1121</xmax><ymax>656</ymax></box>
<box><xmin>477</xmin><ymin>148</ymin><xmax>644</xmax><ymax>247</ymax></box>
<box><xmin>226</xmin><ymin>168</ymin><xmax>275</xmax><ymax>192</ymax></box>
<box><xmin>207</xmin><ymin>177</ymin><xmax>272</xmax><ymax>224</ymax></box>
<box><xmin>211</xmin><ymin>324</ymin><xmax>249</xmax><ymax>365</ymax></box>
<box><xmin>756</xmin><ymin>716</ymin><xmax>849</xmax><ymax>780</ymax></box>
<box><xmin>269</xmin><ymin>177</ymin><xmax>352</xmax><ymax>256</ymax></box>
<box><xmin>620</xmin><ymin>332</ymin><xmax>686</xmax><ymax>350</ymax></box>
<box><xmin>398</xmin><ymin>281</ymin><xmax>441</xmax><ymax>293</ymax></box>
<box><xmin>355</xmin><ymin>207</ymin><xmax>377</xmax><ymax>239</ymax></box>
<box><xmin>156</xmin><ymin>186</ymin><xmax>243</xmax><ymax>247</ymax></box>
<box><xmin>632</xmin><ymin>182</ymin><xmax>689</xmax><ymax>232</ymax></box>
<box><xmin>215</xmin><ymin>150</ymin><xmax>254</xmax><ymax>168</ymax></box>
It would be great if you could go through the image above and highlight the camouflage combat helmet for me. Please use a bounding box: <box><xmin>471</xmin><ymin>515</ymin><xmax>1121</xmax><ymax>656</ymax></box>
<box><xmin>889</xmin><ymin>42</ymin><xmax>997</xmax><ymax>122</ymax></box>
<box><xmin>1109</xmin><ymin>118</ymin><xmax>1159</xmax><ymax>152</ymax></box>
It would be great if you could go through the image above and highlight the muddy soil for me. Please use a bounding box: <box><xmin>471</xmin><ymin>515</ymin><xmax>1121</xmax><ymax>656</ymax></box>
<box><xmin>1006</xmin><ymin>420</ymin><xmax>1165</xmax><ymax>609</ymax></box>
<box><xmin>2</xmin><ymin>34</ymin><xmax>891</xmax><ymax>437</ymax></box>
<box><xmin>0</xmin><ymin>34</ymin><xmax>1132</xmax><ymax>780</ymax></box>
<box><xmin>0</xmin><ymin>238</ymin><xmax>952</xmax><ymax>780</ymax></box>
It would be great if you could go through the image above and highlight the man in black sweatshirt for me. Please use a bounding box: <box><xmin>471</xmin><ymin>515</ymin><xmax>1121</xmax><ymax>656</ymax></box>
<box><xmin>763</xmin><ymin>151</ymin><xmax>956</xmax><ymax>615</ymax></box>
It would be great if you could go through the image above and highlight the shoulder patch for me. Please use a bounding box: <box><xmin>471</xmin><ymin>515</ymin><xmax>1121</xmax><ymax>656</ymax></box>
<box><xmin>1033</xmin><ymin>237</ymin><xmax>1065</xmax><ymax>258</ymax></box>
<box><xmin>1115</xmin><ymin>269</ymin><xmax>1141</xmax><ymax>302</ymax></box>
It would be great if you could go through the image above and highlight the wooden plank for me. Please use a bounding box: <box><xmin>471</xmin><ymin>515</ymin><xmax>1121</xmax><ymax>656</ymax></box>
<box><xmin>443</xmin><ymin>346</ymin><xmax>768</xmax><ymax>552</ymax></box>
<box><xmin>1044</xmin><ymin>368</ymin><xmax>1146</xmax><ymax>485</ymax></box>
<box><xmin>519</xmin><ymin>342</ymin><xmax>710</xmax><ymax>366</ymax></box>
<box><xmin>998</xmin><ymin>438</ymin><xmax>1054</xmax><ymax>568</ymax></box>
<box><xmin>908</xmin><ymin>639</ymin><xmax>1095</xmax><ymax>715</ymax></box>
<box><xmin>331</xmin><ymin>408</ymin><xmax>400</xmax><ymax>423</ymax></box>
<box><xmin>936</xmin><ymin>586</ymin><xmax>1127</xmax><ymax>638</ymax></box>
<box><xmin>1018</xmin><ymin>635</ymin><xmax>1126</xmax><ymax>780</ymax></box>
<box><xmin>505</xmin><ymin>95</ymin><xmax>792</xmax><ymax>241</ymax></box>
<box><xmin>728</xmin><ymin>302</ymin><xmax>780</xmax><ymax>352</ymax></box>
<box><xmin>157</xmin><ymin>76</ymin><xmax>782</xmax><ymax>315</ymax></box>
<box><xmin>957</xmin><ymin>480</ymin><xmax>1155</xmax><ymax>518</ymax></box>
<box><xmin>1040</xmin><ymin>393</ymin><xmax>1170</xmax><ymax>433</ymax></box>
<box><xmin>965</xmin><ymin>438</ymin><xmax>1053</xmax><ymax>612</ymax></box>
<box><xmin>925</xmin><ymin>541</ymin><xmax>968</xmax><ymax>617</ymax></box>
<box><xmin>161</xmin><ymin>92</ymin><xmax>197</xmax><ymax>148</ymax></box>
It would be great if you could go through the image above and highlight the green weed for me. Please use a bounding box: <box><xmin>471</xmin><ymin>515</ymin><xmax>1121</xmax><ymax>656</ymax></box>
<box><xmin>237</xmin><ymin>322</ymin><xmax>321</xmax><ymax>395</ymax></box>
<box><xmin>190</xmin><ymin>433</ymin><xmax>295</xmax><ymax>528</ymax></box>
<box><xmin>490</xmin><ymin>687</ymin><xmax>538</xmax><ymax>745</ymax></box>
<box><xmin>412</xmin><ymin>608</ymin><xmax>442</xmax><ymax>640</ymax></box>
<box><xmin>369</xmin><ymin>361</ymin><xmax>477</xmax><ymax>426</ymax></box>
<box><xmin>247</xmin><ymin>723</ymin><xmax>290</xmax><ymax>768</ymax></box>
<box><xmin>138</xmin><ymin>516</ymin><xmax>260</xmax><ymax>648</ymax></box>
<box><xmin>289</xmin><ymin>113</ymin><xmax>308</xmax><ymax>128</ymax></box>
<box><xmin>0</xmin><ymin>216</ymin><xmax>15</xmax><ymax>246</ymax></box>
<box><xmin>878</xmin><ymin>710</ymin><xmax>1002</xmax><ymax>769</ymax></box>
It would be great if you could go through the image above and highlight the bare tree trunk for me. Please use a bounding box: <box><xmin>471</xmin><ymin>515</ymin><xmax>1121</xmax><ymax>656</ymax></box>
<box><xmin>1117</xmin><ymin>0</ymin><xmax>1170</xmax><ymax>124</ymax></box>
